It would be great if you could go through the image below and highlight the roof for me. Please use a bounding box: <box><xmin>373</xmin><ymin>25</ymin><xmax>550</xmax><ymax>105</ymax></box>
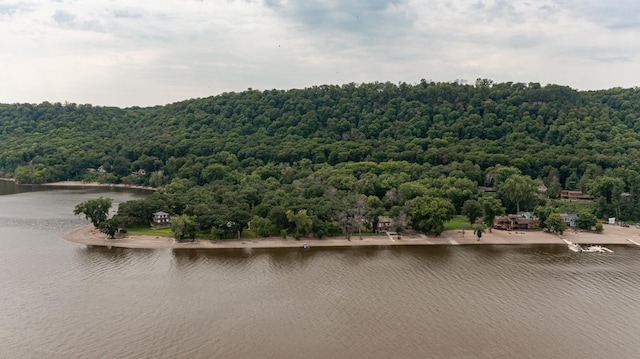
<box><xmin>153</xmin><ymin>211</ymin><xmax>169</xmax><ymax>216</ymax></box>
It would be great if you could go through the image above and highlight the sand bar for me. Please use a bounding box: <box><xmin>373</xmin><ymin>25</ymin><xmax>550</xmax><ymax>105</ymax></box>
<box><xmin>62</xmin><ymin>224</ymin><xmax>640</xmax><ymax>250</ymax></box>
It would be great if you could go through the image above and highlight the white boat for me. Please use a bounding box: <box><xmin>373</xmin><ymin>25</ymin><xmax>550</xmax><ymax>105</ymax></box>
<box><xmin>583</xmin><ymin>245</ymin><xmax>614</xmax><ymax>253</ymax></box>
<box><xmin>562</xmin><ymin>238</ymin><xmax>583</xmax><ymax>252</ymax></box>
<box><xmin>562</xmin><ymin>239</ymin><xmax>613</xmax><ymax>253</ymax></box>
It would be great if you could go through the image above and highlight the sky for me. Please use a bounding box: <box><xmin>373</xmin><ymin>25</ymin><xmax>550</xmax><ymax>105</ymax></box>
<box><xmin>1</xmin><ymin>0</ymin><xmax>639</xmax><ymax>107</ymax></box>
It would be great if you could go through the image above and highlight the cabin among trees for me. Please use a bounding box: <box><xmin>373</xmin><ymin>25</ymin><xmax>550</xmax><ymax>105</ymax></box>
<box><xmin>493</xmin><ymin>215</ymin><xmax>538</xmax><ymax>231</ymax></box>
<box><xmin>151</xmin><ymin>211</ymin><xmax>171</xmax><ymax>229</ymax></box>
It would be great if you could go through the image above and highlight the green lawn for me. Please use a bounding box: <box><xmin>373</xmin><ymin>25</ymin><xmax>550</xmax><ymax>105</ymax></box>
<box><xmin>443</xmin><ymin>216</ymin><xmax>472</xmax><ymax>231</ymax></box>
<box><xmin>126</xmin><ymin>226</ymin><xmax>264</xmax><ymax>240</ymax></box>
<box><xmin>126</xmin><ymin>226</ymin><xmax>172</xmax><ymax>237</ymax></box>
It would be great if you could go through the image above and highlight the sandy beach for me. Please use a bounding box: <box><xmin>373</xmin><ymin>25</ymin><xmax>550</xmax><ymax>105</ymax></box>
<box><xmin>62</xmin><ymin>223</ymin><xmax>640</xmax><ymax>250</ymax></box>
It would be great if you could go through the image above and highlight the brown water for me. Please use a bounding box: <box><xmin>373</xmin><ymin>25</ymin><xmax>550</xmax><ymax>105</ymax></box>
<box><xmin>1</xmin><ymin>183</ymin><xmax>640</xmax><ymax>358</ymax></box>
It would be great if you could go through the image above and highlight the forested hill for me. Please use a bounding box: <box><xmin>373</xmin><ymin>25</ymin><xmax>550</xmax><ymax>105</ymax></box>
<box><xmin>2</xmin><ymin>80</ymin><xmax>640</xmax><ymax>187</ymax></box>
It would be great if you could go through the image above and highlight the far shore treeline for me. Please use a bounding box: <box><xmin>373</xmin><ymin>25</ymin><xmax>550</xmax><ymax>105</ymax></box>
<box><xmin>3</xmin><ymin>79</ymin><xmax>640</xmax><ymax>238</ymax></box>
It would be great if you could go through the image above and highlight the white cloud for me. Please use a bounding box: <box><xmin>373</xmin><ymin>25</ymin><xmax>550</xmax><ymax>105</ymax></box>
<box><xmin>0</xmin><ymin>0</ymin><xmax>638</xmax><ymax>107</ymax></box>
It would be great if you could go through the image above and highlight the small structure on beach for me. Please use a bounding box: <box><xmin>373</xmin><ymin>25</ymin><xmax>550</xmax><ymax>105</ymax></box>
<box><xmin>377</xmin><ymin>216</ymin><xmax>394</xmax><ymax>231</ymax></box>
<box><xmin>151</xmin><ymin>211</ymin><xmax>171</xmax><ymax>229</ymax></box>
<box><xmin>493</xmin><ymin>215</ymin><xmax>538</xmax><ymax>231</ymax></box>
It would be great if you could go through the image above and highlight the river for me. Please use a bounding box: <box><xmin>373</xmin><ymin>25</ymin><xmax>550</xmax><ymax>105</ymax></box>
<box><xmin>1</xmin><ymin>182</ymin><xmax>640</xmax><ymax>358</ymax></box>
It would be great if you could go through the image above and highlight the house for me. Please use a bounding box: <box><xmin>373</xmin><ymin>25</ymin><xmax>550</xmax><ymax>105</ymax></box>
<box><xmin>493</xmin><ymin>215</ymin><xmax>538</xmax><ymax>231</ymax></box>
<box><xmin>151</xmin><ymin>211</ymin><xmax>171</xmax><ymax>228</ymax></box>
<box><xmin>477</xmin><ymin>186</ymin><xmax>497</xmax><ymax>193</ymax></box>
<box><xmin>560</xmin><ymin>190</ymin><xmax>593</xmax><ymax>201</ymax></box>
<box><xmin>559</xmin><ymin>213</ymin><xmax>578</xmax><ymax>228</ymax></box>
<box><xmin>377</xmin><ymin>216</ymin><xmax>394</xmax><ymax>231</ymax></box>
<box><xmin>132</xmin><ymin>169</ymin><xmax>146</xmax><ymax>176</ymax></box>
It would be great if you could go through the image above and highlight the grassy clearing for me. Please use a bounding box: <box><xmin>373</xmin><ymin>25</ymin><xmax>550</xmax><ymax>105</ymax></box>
<box><xmin>443</xmin><ymin>216</ymin><xmax>472</xmax><ymax>231</ymax></box>
<box><xmin>127</xmin><ymin>226</ymin><xmax>172</xmax><ymax>237</ymax></box>
<box><xmin>126</xmin><ymin>226</ymin><xmax>263</xmax><ymax>240</ymax></box>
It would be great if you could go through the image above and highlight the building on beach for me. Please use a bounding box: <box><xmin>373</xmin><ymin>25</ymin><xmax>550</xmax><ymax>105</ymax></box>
<box><xmin>492</xmin><ymin>215</ymin><xmax>538</xmax><ymax>231</ymax></box>
<box><xmin>151</xmin><ymin>211</ymin><xmax>171</xmax><ymax>228</ymax></box>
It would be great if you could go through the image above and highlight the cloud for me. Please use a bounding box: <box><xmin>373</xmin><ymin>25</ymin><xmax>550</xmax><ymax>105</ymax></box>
<box><xmin>264</xmin><ymin>0</ymin><xmax>413</xmax><ymax>39</ymax></box>
<box><xmin>0</xmin><ymin>1</ymin><xmax>34</xmax><ymax>16</ymax></box>
<box><xmin>0</xmin><ymin>0</ymin><xmax>639</xmax><ymax>107</ymax></box>
<box><xmin>557</xmin><ymin>0</ymin><xmax>640</xmax><ymax>30</ymax></box>
<box><xmin>52</xmin><ymin>9</ymin><xmax>75</xmax><ymax>23</ymax></box>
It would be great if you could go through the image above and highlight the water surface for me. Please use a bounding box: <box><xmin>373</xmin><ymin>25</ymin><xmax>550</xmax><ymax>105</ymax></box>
<box><xmin>1</xmin><ymin>183</ymin><xmax>639</xmax><ymax>358</ymax></box>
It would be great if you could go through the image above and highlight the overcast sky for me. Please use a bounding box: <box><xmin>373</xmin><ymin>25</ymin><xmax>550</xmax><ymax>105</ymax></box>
<box><xmin>1</xmin><ymin>0</ymin><xmax>639</xmax><ymax>107</ymax></box>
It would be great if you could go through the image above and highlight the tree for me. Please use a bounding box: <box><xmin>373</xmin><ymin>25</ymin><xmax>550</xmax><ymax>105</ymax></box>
<box><xmin>595</xmin><ymin>222</ymin><xmax>604</xmax><ymax>233</ymax></box>
<box><xmin>74</xmin><ymin>197</ymin><xmax>112</xmax><ymax>227</ymax></box>
<box><xmin>408</xmin><ymin>196</ymin><xmax>456</xmax><ymax>235</ymax></box>
<box><xmin>474</xmin><ymin>224</ymin><xmax>484</xmax><ymax>240</ymax></box>
<box><xmin>586</xmin><ymin>176</ymin><xmax>625</xmax><ymax>219</ymax></box>
<box><xmin>286</xmin><ymin>209</ymin><xmax>312</xmax><ymax>240</ymax></box>
<box><xmin>170</xmin><ymin>214</ymin><xmax>197</xmax><ymax>242</ymax></box>
<box><xmin>98</xmin><ymin>215</ymin><xmax>125</xmax><ymax>239</ymax></box>
<box><xmin>462</xmin><ymin>199</ymin><xmax>483</xmax><ymax>225</ymax></box>
<box><xmin>499</xmin><ymin>174</ymin><xmax>538</xmax><ymax>214</ymax></box>
<box><xmin>546</xmin><ymin>213</ymin><xmax>564</xmax><ymax>234</ymax></box>
<box><xmin>251</xmin><ymin>215</ymin><xmax>272</xmax><ymax>238</ymax></box>
<box><xmin>479</xmin><ymin>196</ymin><xmax>504</xmax><ymax>232</ymax></box>
<box><xmin>576</xmin><ymin>212</ymin><xmax>597</xmax><ymax>230</ymax></box>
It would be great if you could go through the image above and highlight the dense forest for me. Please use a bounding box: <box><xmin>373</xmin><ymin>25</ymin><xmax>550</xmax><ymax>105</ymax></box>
<box><xmin>3</xmin><ymin>79</ymin><xmax>640</xmax><ymax>238</ymax></box>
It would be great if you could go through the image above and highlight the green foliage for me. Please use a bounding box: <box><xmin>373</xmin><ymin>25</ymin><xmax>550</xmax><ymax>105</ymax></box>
<box><xmin>546</xmin><ymin>213</ymin><xmax>565</xmax><ymax>234</ymax></box>
<box><xmin>595</xmin><ymin>222</ymin><xmax>604</xmax><ymax>233</ymax></box>
<box><xmin>286</xmin><ymin>209</ymin><xmax>312</xmax><ymax>239</ymax></box>
<box><xmin>498</xmin><ymin>174</ymin><xmax>539</xmax><ymax>213</ymax></box>
<box><xmin>479</xmin><ymin>196</ymin><xmax>505</xmax><ymax>228</ymax></box>
<box><xmin>98</xmin><ymin>215</ymin><xmax>125</xmax><ymax>239</ymax></box>
<box><xmin>74</xmin><ymin>197</ymin><xmax>112</xmax><ymax>227</ymax></box>
<box><xmin>408</xmin><ymin>196</ymin><xmax>456</xmax><ymax>235</ymax></box>
<box><xmin>443</xmin><ymin>216</ymin><xmax>469</xmax><ymax>231</ymax></box>
<box><xmin>461</xmin><ymin>199</ymin><xmax>483</xmax><ymax>225</ymax></box>
<box><xmin>474</xmin><ymin>224</ymin><xmax>484</xmax><ymax>239</ymax></box>
<box><xmin>170</xmin><ymin>214</ymin><xmax>197</xmax><ymax>242</ymax></box>
<box><xmin>9</xmin><ymin>80</ymin><xmax>640</xmax><ymax>235</ymax></box>
<box><xmin>576</xmin><ymin>212</ymin><xmax>598</xmax><ymax>230</ymax></box>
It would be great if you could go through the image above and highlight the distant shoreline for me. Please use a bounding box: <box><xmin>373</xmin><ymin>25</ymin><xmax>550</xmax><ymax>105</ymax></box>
<box><xmin>41</xmin><ymin>181</ymin><xmax>157</xmax><ymax>191</ymax></box>
<box><xmin>0</xmin><ymin>178</ymin><xmax>156</xmax><ymax>191</ymax></box>
<box><xmin>62</xmin><ymin>223</ymin><xmax>640</xmax><ymax>250</ymax></box>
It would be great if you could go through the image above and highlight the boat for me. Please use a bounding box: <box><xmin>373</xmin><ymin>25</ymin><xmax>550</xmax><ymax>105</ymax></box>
<box><xmin>583</xmin><ymin>245</ymin><xmax>614</xmax><ymax>253</ymax></box>
<box><xmin>562</xmin><ymin>238</ymin><xmax>613</xmax><ymax>253</ymax></box>
<box><xmin>303</xmin><ymin>243</ymin><xmax>309</xmax><ymax>249</ymax></box>
<box><xmin>562</xmin><ymin>238</ymin><xmax>583</xmax><ymax>252</ymax></box>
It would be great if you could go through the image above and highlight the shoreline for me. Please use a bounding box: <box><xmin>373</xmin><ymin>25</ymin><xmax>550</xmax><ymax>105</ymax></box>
<box><xmin>62</xmin><ymin>224</ymin><xmax>640</xmax><ymax>250</ymax></box>
<box><xmin>41</xmin><ymin>181</ymin><xmax>156</xmax><ymax>191</ymax></box>
<box><xmin>2</xmin><ymin>178</ymin><xmax>156</xmax><ymax>191</ymax></box>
